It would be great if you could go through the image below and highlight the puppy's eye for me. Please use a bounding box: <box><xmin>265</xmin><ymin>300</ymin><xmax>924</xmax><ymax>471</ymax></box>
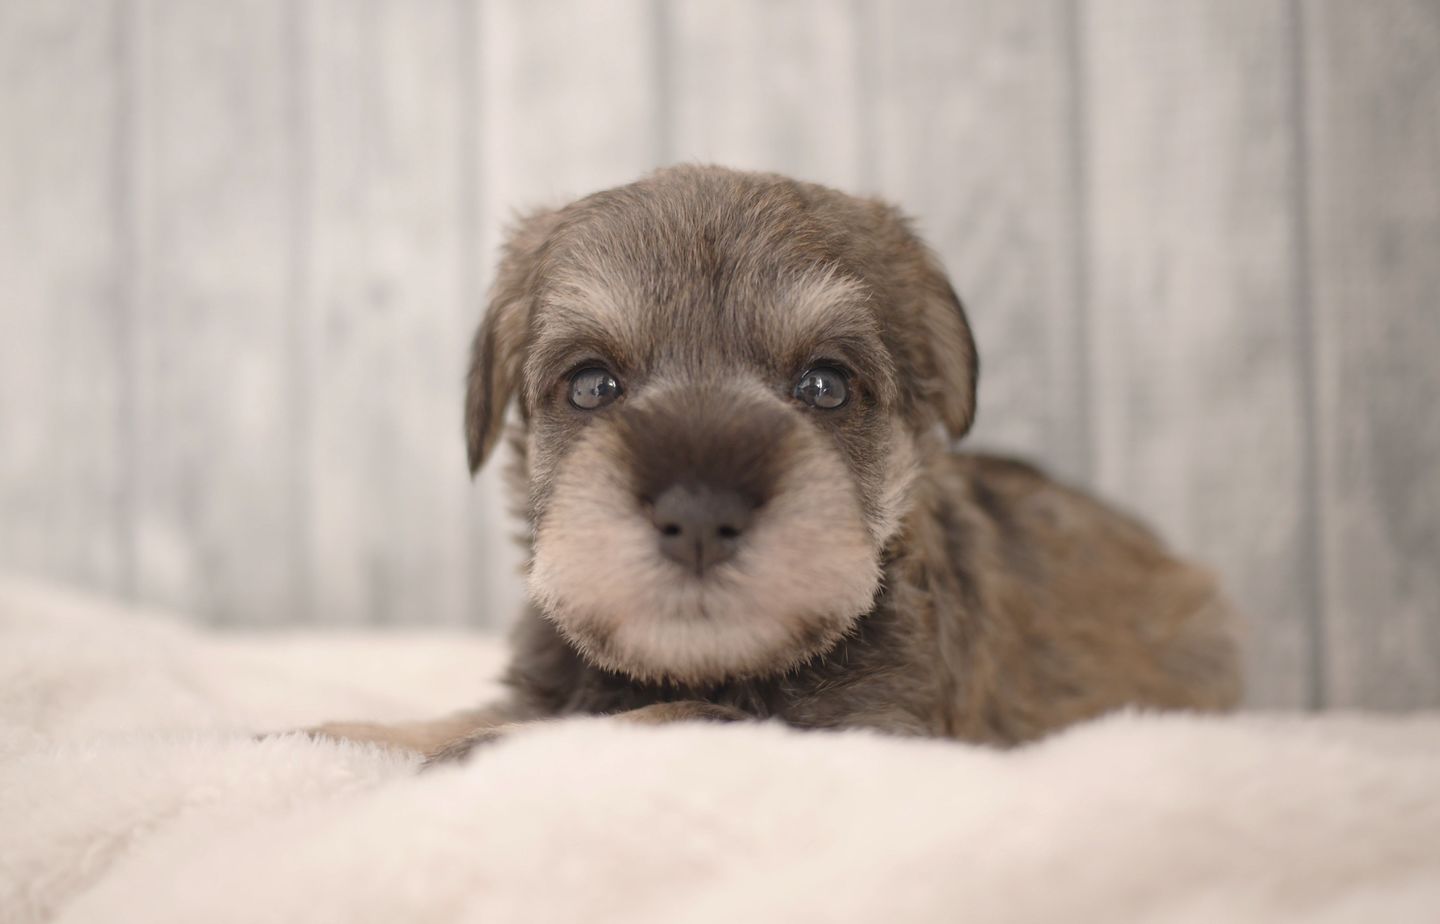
<box><xmin>794</xmin><ymin>366</ymin><xmax>849</xmax><ymax>409</ymax></box>
<box><xmin>569</xmin><ymin>367</ymin><xmax>623</xmax><ymax>410</ymax></box>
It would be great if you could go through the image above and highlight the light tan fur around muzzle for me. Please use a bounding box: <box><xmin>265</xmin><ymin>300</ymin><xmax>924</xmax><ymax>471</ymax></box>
<box><xmin>530</xmin><ymin>380</ymin><xmax>881</xmax><ymax>685</ymax></box>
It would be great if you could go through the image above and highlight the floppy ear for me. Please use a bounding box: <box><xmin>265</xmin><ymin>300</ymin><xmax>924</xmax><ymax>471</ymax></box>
<box><xmin>465</xmin><ymin>208</ymin><xmax>561</xmax><ymax>473</ymax></box>
<box><xmin>912</xmin><ymin>248</ymin><xmax>979</xmax><ymax>439</ymax></box>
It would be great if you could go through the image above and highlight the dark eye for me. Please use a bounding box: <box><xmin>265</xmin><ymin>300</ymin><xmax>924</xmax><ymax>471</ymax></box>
<box><xmin>794</xmin><ymin>366</ymin><xmax>849</xmax><ymax>409</ymax></box>
<box><xmin>568</xmin><ymin>367</ymin><xmax>622</xmax><ymax>410</ymax></box>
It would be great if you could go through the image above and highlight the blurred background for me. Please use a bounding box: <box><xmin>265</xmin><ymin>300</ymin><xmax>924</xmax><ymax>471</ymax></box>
<box><xmin>1</xmin><ymin>0</ymin><xmax>1436</xmax><ymax>711</ymax></box>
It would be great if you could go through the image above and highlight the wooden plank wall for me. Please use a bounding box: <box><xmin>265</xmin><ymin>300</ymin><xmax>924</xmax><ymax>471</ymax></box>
<box><xmin>1</xmin><ymin>0</ymin><xmax>1436</xmax><ymax>709</ymax></box>
<box><xmin>1303</xmin><ymin>0</ymin><xmax>1440</xmax><ymax>708</ymax></box>
<box><xmin>1083</xmin><ymin>0</ymin><xmax>1316</xmax><ymax>709</ymax></box>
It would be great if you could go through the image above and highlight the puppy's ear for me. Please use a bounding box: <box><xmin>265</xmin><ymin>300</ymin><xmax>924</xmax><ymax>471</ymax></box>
<box><xmin>465</xmin><ymin>208</ymin><xmax>561</xmax><ymax>473</ymax></box>
<box><xmin>912</xmin><ymin>249</ymin><xmax>979</xmax><ymax>438</ymax></box>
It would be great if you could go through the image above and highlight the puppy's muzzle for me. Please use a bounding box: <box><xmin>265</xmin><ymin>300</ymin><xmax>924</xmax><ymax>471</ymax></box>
<box><xmin>616</xmin><ymin>384</ymin><xmax>793</xmax><ymax>578</ymax></box>
<box><xmin>650</xmin><ymin>483</ymin><xmax>755</xmax><ymax>574</ymax></box>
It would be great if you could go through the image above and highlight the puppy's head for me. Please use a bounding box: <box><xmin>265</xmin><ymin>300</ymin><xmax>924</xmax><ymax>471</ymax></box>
<box><xmin>467</xmin><ymin>166</ymin><xmax>976</xmax><ymax>684</ymax></box>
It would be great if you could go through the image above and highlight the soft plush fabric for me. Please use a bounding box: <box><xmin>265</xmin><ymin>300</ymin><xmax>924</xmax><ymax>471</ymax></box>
<box><xmin>2</xmin><ymin>576</ymin><xmax>1437</xmax><ymax>924</ymax></box>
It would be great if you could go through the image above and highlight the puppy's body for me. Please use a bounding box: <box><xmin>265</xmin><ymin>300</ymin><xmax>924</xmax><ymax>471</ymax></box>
<box><xmin>314</xmin><ymin>166</ymin><xmax>1240</xmax><ymax>760</ymax></box>
<box><xmin>489</xmin><ymin>451</ymin><xmax>1236</xmax><ymax>746</ymax></box>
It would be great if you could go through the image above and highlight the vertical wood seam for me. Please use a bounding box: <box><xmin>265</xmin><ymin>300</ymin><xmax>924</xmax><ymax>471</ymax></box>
<box><xmin>1288</xmin><ymin>0</ymin><xmax>1328</xmax><ymax>709</ymax></box>
<box><xmin>851</xmin><ymin>0</ymin><xmax>877</xmax><ymax>193</ymax></box>
<box><xmin>286</xmin><ymin>0</ymin><xmax>314</xmax><ymax>624</ymax></box>
<box><xmin>651</xmin><ymin>0</ymin><xmax>673</xmax><ymax>166</ymax></box>
<box><xmin>458</xmin><ymin>0</ymin><xmax>481</xmax><ymax>625</ymax></box>
<box><xmin>1064</xmin><ymin>0</ymin><xmax>1095</xmax><ymax>485</ymax></box>
<box><xmin>115</xmin><ymin>0</ymin><xmax>139</xmax><ymax>602</ymax></box>
<box><xmin>466</xmin><ymin>0</ymin><xmax>492</xmax><ymax>627</ymax></box>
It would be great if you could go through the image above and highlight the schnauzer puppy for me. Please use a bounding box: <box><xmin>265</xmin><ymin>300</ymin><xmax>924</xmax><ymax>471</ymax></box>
<box><xmin>315</xmin><ymin>165</ymin><xmax>1241</xmax><ymax>762</ymax></box>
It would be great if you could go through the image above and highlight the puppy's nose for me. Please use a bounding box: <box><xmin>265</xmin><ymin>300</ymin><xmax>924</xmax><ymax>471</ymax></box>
<box><xmin>650</xmin><ymin>484</ymin><xmax>754</xmax><ymax>575</ymax></box>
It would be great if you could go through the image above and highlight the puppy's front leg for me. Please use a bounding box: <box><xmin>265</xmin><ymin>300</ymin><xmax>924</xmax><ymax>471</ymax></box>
<box><xmin>421</xmin><ymin>701</ymin><xmax>750</xmax><ymax>768</ymax></box>
<box><xmin>301</xmin><ymin>702</ymin><xmax>530</xmax><ymax>755</ymax></box>
<box><xmin>610</xmin><ymin>701</ymin><xmax>751</xmax><ymax>725</ymax></box>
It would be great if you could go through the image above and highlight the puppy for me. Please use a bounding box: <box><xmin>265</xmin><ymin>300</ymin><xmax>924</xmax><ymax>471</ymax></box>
<box><xmin>315</xmin><ymin>165</ymin><xmax>1241</xmax><ymax>762</ymax></box>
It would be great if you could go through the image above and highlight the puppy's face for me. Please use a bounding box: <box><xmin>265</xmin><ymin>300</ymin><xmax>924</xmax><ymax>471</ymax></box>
<box><xmin>467</xmin><ymin>167</ymin><xmax>977</xmax><ymax>684</ymax></box>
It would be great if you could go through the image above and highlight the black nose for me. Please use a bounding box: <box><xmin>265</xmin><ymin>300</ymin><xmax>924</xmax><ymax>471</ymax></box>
<box><xmin>650</xmin><ymin>484</ymin><xmax>754</xmax><ymax>575</ymax></box>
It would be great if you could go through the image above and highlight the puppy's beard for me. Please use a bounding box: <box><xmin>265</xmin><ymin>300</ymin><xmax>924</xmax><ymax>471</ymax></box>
<box><xmin>528</xmin><ymin>421</ymin><xmax>881</xmax><ymax>684</ymax></box>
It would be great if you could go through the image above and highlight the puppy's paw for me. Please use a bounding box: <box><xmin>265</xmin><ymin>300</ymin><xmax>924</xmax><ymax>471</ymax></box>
<box><xmin>417</xmin><ymin>704</ymin><xmax>749</xmax><ymax>769</ymax></box>
<box><xmin>611</xmin><ymin>701</ymin><xmax>750</xmax><ymax>725</ymax></box>
<box><xmin>296</xmin><ymin>721</ymin><xmax>427</xmax><ymax>753</ymax></box>
<box><xmin>421</xmin><ymin>723</ymin><xmax>524</xmax><ymax>769</ymax></box>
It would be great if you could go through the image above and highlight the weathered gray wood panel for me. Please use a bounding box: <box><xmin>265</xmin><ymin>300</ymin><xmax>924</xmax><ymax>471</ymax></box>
<box><xmin>0</xmin><ymin>0</ymin><xmax>128</xmax><ymax>596</ymax></box>
<box><xmin>1082</xmin><ymin>0</ymin><xmax>1315</xmax><ymax>707</ymax></box>
<box><xmin>0</xmin><ymin>0</ymin><xmax>1437</xmax><ymax>708</ymax></box>
<box><xmin>866</xmin><ymin>0</ymin><xmax>1089</xmax><ymax>483</ymax></box>
<box><xmin>302</xmin><ymin>0</ymin><xmax>472</xmax><ymax>626</ymax></box>
<box><xmin>1303</xmin><ymin>0</ymin><xmax>1440</xmax><ymax>707</ymax></box>
<box><xmin>469</xmin><ymin>0</ymin><xmax>663</xmax><ymax>627</ymax></box>
<box><xmin>666</xmin><ymin>0</ymin><xmax>865</xmax><ymax>189</ymax></box>
<box><xmin>128</xmin><ymin>0</ymin><xmax>302</xmax><ymax>625</ymax></box>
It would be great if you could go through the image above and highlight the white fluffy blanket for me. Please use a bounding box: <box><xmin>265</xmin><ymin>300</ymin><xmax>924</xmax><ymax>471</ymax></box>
<box><xmin>2</xmin><ymin>577</ymin><xmax>1438</xmax><ymax>924</ymax></box>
